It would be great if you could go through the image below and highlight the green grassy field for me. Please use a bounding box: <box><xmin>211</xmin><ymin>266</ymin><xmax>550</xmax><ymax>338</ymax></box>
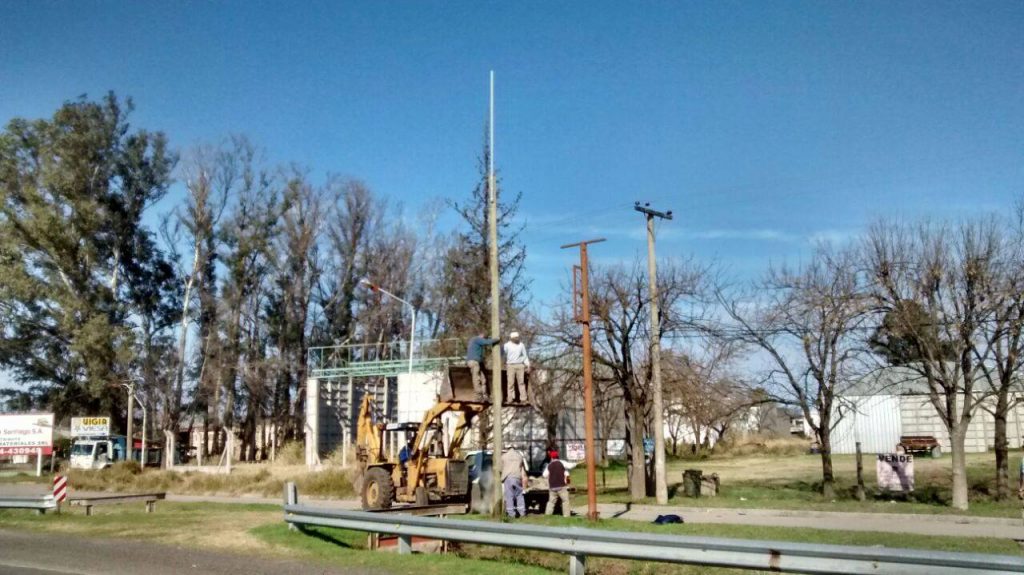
<box><xmin>0</xmin><ymin>502</ymin><xmax>1019</xmax><ymax>575</ymax></box>
<box><xmin>3</xmin><ymin>446</ymin><xmax>1022</xmax><ymax>519</ymax></box>
<box><xmin>587</xmin><ymin>449</ymin><xmax>1024</xmax><ymax>518</ymax></box>
<box><xmin>0</xmin><ymin>460</ymin><xmax>357</xmax><ymax>498</ymax></box>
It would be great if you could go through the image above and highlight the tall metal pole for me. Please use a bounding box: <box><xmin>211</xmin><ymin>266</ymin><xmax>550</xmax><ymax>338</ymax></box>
<box><xmin>408</xmin><ymin>307</ymin><xmax>416</xmax><ymax>374</ymax></box>
<box><xmin>138</xmin><ymin>397</ymin><xmax>148</xmax><ymax>467</ymax></box>
<box><xmin>561</xmin><ymin>238</ymin><xmax>605</xmax><ymax>521</ymax></box>
<box><xmin>125</xmin><ymin>381</ymin><xmax>135</xmax><ymax>464</ymax></box>
<box><xmin>142</xmin><ymin>404</ymin><xmax>147</xmax><ymax>467</ymax></box>
<box><xmin>488</xmin><ymin>70</ymin><xmax>504</xmax><ymax>517</ymax></box>
<box><xmin>635</xmin><ymin>202</ymin><xmax>672</xmax><ymax>505</ymax></box>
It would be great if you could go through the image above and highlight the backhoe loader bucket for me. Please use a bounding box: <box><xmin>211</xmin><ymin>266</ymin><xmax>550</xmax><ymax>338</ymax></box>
<box><xmin>443</xmin><ymin>366</ymin><xmax>481</xmax><ymax>402</ymax></box>
<box><xmin>444</xmin><ymin>365</ymin><xmax>530</xmax><ymax>405</ymax></box>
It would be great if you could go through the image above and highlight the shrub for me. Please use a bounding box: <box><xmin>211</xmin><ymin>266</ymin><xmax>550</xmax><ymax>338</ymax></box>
<box><xmin>299</xmin><ymin>467</ymin><xmax>357</xmax><ymax>498</ymax></box>
<box><xmin>275</xmin><ymin>441</ymin><xmax>305</xmax><ymax>465</ymax></box>
<box><xmin>718</xmin><ymin>436</ymin><xmax>811</xmax><ymax>457</ymax></box>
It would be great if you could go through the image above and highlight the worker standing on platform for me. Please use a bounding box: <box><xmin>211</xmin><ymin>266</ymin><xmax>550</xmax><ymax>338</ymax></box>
<box><xmin>466</xmin><ymin>333</ymin><xmax>499</xmax><ymax>402</ymax></box>
<box><xmin>503</xmin><ymin>331</ymin><xmax>531</xmax><ymax>404</ymax></box>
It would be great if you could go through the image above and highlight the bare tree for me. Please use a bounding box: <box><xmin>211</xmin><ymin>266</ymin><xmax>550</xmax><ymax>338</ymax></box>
<box><xmin>216</xmin><ymin>140</ymin><xmax>277</xmax><ymax>455</ymax></box>
<box><xmin>966</xmin><ymin>211</ymin><xmax>1024</xmax><ymax>501</ymax></box>
<box><xmin>718</xmin><ymin>244</ymin><xmax>869</xmax><ymax>499</ymax></box>
<box><xmin>316</xmin><ymin>180</ymin><xmax>379</xmax><ymax>345</ymax></box>
<box><xmin>164</xmin><ymin>141</ymin><xmax>230</xmax><ymax>463</ymax></box>
<box><xmin>662</xmin><ymin>340</ymin><xmax>750</xmax><ymax>454</ymax></box>
<box><xmin>265</xmin><ymin>169</ymin><xmax>326</xmax><ymax>447</ymax></box>
<box><xmin>554</xmin><ymin>258</ymin><xmax>706</xmax><ymax>501</ymax></box>
<box><xmin>864</xmin><ymin>219</ymin><xmax>1001</xmax><ymax>510</ymax></box>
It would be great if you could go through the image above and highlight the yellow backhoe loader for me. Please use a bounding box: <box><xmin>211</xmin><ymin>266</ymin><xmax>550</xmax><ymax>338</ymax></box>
<box><xmin>356</xmin><ymin>366</ymin><xmax>507</xmax><ymax>509</ymax></box>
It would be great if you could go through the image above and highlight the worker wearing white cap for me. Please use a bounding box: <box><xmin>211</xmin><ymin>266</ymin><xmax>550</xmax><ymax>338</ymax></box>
<box><xmin>503</xmin><ymin>331</ymin><xmax>531</xmax><ymax>403</ymax></box>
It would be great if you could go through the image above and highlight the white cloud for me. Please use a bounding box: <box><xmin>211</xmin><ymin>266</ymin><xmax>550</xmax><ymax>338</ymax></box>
<box><xmin>686</xmin><ymin>228</ymin><xmax>799</xmax><ymax>242</ymax></box>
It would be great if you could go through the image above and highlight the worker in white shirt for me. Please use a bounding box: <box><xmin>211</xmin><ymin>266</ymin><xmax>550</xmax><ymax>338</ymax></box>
<box><xmin>503</xmin><ymin>331</ymin><xmax>531</xmax><ymax>404</ymax></box>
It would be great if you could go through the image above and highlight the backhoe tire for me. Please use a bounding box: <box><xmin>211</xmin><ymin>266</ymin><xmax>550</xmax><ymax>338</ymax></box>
<box><xmin>414</xmin><ymin>485</ymin><xmax>429</xmax><ymax>506</ymax></box>
<box><xmin>362</xmin><ymin>467</ymin><xmax>394</xmax><ymax>510</ymax></box>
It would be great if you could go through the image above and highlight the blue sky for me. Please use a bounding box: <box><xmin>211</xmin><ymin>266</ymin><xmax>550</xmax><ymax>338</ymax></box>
<box><xmin>2</xmin><ymin>2</ymin><xmax>1023</xmax><ymax>312</ymax></box>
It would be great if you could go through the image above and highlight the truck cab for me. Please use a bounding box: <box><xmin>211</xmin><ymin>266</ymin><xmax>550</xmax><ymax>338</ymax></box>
<box><xmin>69</xmin><ymin>436</ymin><xmax>127</xmax><ymax>469</ymax></box>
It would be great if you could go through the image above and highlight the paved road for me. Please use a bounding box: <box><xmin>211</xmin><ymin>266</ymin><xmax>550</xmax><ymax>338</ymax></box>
<box><xmin>0</xmin><ymin>529</ymin><xmax>379</xmax><ymax>575</ymax></box>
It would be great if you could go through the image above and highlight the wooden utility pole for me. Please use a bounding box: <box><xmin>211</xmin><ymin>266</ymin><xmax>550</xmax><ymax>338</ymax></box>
<box><xmin>634</xmin><ymin>202</ymin><xmax>672</xmax><ymax>505</ymax></box>
<box><xmin>561</xmin><ymin>237</ymin><xmax>605</xmax><ymax>521</ymax></box>
<box><xmin>488</xmin><ymin>70</ymin><xmax>504</xmax><ymax>517</ymax></box>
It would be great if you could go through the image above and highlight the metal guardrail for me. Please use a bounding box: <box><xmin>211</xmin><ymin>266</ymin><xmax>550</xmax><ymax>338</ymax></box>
<box><xmin>282</xmin><ymin>493</ymin><xmax>1024</xmax><ymax>574</ymax></box>
<box><xmin>0</xmin><ymin>495</ymin><xmax>56</xmax><ymax>515</ymax></box>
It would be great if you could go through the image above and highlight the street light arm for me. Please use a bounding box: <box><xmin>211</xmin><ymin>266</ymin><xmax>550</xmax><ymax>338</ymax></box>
<box><xmin>360</xmin><ymin>278</ymin><xmax>417</xmax><ymax>373</ymax></box>
<box><xmin>361</xmin><ymin>279</ymin><xmax>413</xmax><ymax>309</ymax></box>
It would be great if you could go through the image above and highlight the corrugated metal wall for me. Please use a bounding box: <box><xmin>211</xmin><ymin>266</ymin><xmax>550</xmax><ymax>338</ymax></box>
<box><xmin>832</xmin><ymin>392</ymin><xmax>1024</xmax><ymax>455</ymax></box>
<box><xmin>899</xmin><ymin>395</ymin><xmax>1024</xmax><ymax>454</ymax></box>
<box><xmin>831</xmin><ymin>395</ymin><xmax>902</xmax><ymax>454</ymax></box>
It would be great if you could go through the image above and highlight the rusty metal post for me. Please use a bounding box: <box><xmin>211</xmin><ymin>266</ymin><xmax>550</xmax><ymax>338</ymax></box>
<box><xmin>562</xmin><ymin>238</ymin><xmax>605</xmax><ymax>521</ymax></box>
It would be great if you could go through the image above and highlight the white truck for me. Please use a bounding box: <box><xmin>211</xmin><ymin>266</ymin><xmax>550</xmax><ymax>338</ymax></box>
<box><xmin>69</xmin><ymin>435</ymin><xmax>129</xmax><ymax>470</ymax></box>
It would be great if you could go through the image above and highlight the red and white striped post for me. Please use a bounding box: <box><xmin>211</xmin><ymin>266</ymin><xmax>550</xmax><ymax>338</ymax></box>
<box><xmin>52</xmin><ymin>474</ymin><xmax>68</xmax><ymax>513</ymax></box>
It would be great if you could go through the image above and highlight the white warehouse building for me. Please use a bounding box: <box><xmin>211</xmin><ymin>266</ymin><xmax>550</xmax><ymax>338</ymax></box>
<box><xmin>829</xmin><ymin>368</ymin><xmax>1024</xmax><ymax>455</ymax></box>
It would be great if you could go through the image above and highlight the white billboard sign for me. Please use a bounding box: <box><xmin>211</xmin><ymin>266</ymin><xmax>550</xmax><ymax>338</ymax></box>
<box><xmin>876</xmin><ymin>453</ymin><xmax>914</xmax><ymax>492</ymax></box>
<box><xmin>606</xmin><ymin>439</ymin><xmax>626</xmax><ymax>457</ymax></box>
<box><xmin>0</xmin><ymin>413</ymin><xmax>55</xmax><ymax>455</ymax></box>
<box><xmin>71</xmin><ymin>416</ymin><xmax>111</xmax><ymax>438</ymax></box>
<box><xmin>565</xmin><ymin>440</ymin><xmax>586</xmax><ymax>461</ymax></box>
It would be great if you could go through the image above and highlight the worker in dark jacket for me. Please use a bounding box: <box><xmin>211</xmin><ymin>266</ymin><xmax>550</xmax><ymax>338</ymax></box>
<box><xmin>466</xmin><ymin>333</ymin><xmax>499</xmax><ymax>401</ymax></box>
<box><xmin>543</xmin><ymin>450</ymin><xmax>571</xmax><ymax>517</ymax></box>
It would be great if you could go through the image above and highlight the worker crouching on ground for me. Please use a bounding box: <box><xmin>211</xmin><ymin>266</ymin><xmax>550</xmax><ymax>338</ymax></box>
<box><xmin>503</xmin><ymin>331</ymin><xmax>531</xmax><ymax>403</ymax></box>
<box><xmin>501</xmin><ymin>443</ymin><xmax>529</xmax><ymax>518</ymax></box>
<box><xmin>466</xmin><ymin>333</ymin><xmax>499</xmax><ymax>402</ymax></box>
<box><xmin>543</xmin><ymin>450</ymin><xmax>571</xmax><ymax>517</ymax></box>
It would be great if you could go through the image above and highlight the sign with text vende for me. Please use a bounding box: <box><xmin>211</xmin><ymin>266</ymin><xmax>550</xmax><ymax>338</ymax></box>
<box><xmin>876</xmin><ymin>453</ymin><xmax>914</xmax><ymax>492</ymax></box>
<box><xmin>71</xmin><ymin>416</ymin><xmax>111</xmax><ymax>438</ymax></box>
<box><xmin>0</xmin><ymin>413</ymin><xmax>54</xmax><ymax>456</ymax></box>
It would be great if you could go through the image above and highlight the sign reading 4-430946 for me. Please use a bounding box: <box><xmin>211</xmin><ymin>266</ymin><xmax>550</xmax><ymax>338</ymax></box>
<box><xmin>0</xmin><ymin>413</ymin><xmax>55</xmax><ymax>455</ymax></box>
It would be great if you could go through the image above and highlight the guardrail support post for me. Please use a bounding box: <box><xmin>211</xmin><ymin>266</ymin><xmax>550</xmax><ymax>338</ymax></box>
<box><xmin>285</xmin><ymin>482</ymin><xmax>298</xmax><ymax>531</ymax></box>
<box><xmin>398</xmin><ymin>534</ymin><xmax>413</xmax><ymax>555</ymax></box>
<box><xmin>569</xmin><ymin>553</ymin><xmax>586</xmax><ymax>575</ymax></box>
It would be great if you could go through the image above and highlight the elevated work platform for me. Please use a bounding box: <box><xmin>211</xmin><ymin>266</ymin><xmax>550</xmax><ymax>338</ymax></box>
<box><xmin>308</xmin><ymin>339</ymin><xmax>465</xmax><ymax>379</ymax></box>
<box><xmin>305</xmin><ymin>338</ymin><xmax>535</xmax><ymax>467</ymax></box>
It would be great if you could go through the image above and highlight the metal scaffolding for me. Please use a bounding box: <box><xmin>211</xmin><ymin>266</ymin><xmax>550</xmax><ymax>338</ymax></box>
<box><xmin>308</xmin><ymin>338</ymin><xmax>465</xmax><ymax>380</ymax></box>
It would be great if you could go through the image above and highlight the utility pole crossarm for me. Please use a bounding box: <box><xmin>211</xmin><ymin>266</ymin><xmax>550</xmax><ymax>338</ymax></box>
<box><xmin>633</xmin><ymin>202</ymin><xmax>673</xmax><ymax>220</ymax></box>
<box><xmin>560</xmin><ymin>238</ymin><xmax>606</xmax><ymax>250</ymax></box>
